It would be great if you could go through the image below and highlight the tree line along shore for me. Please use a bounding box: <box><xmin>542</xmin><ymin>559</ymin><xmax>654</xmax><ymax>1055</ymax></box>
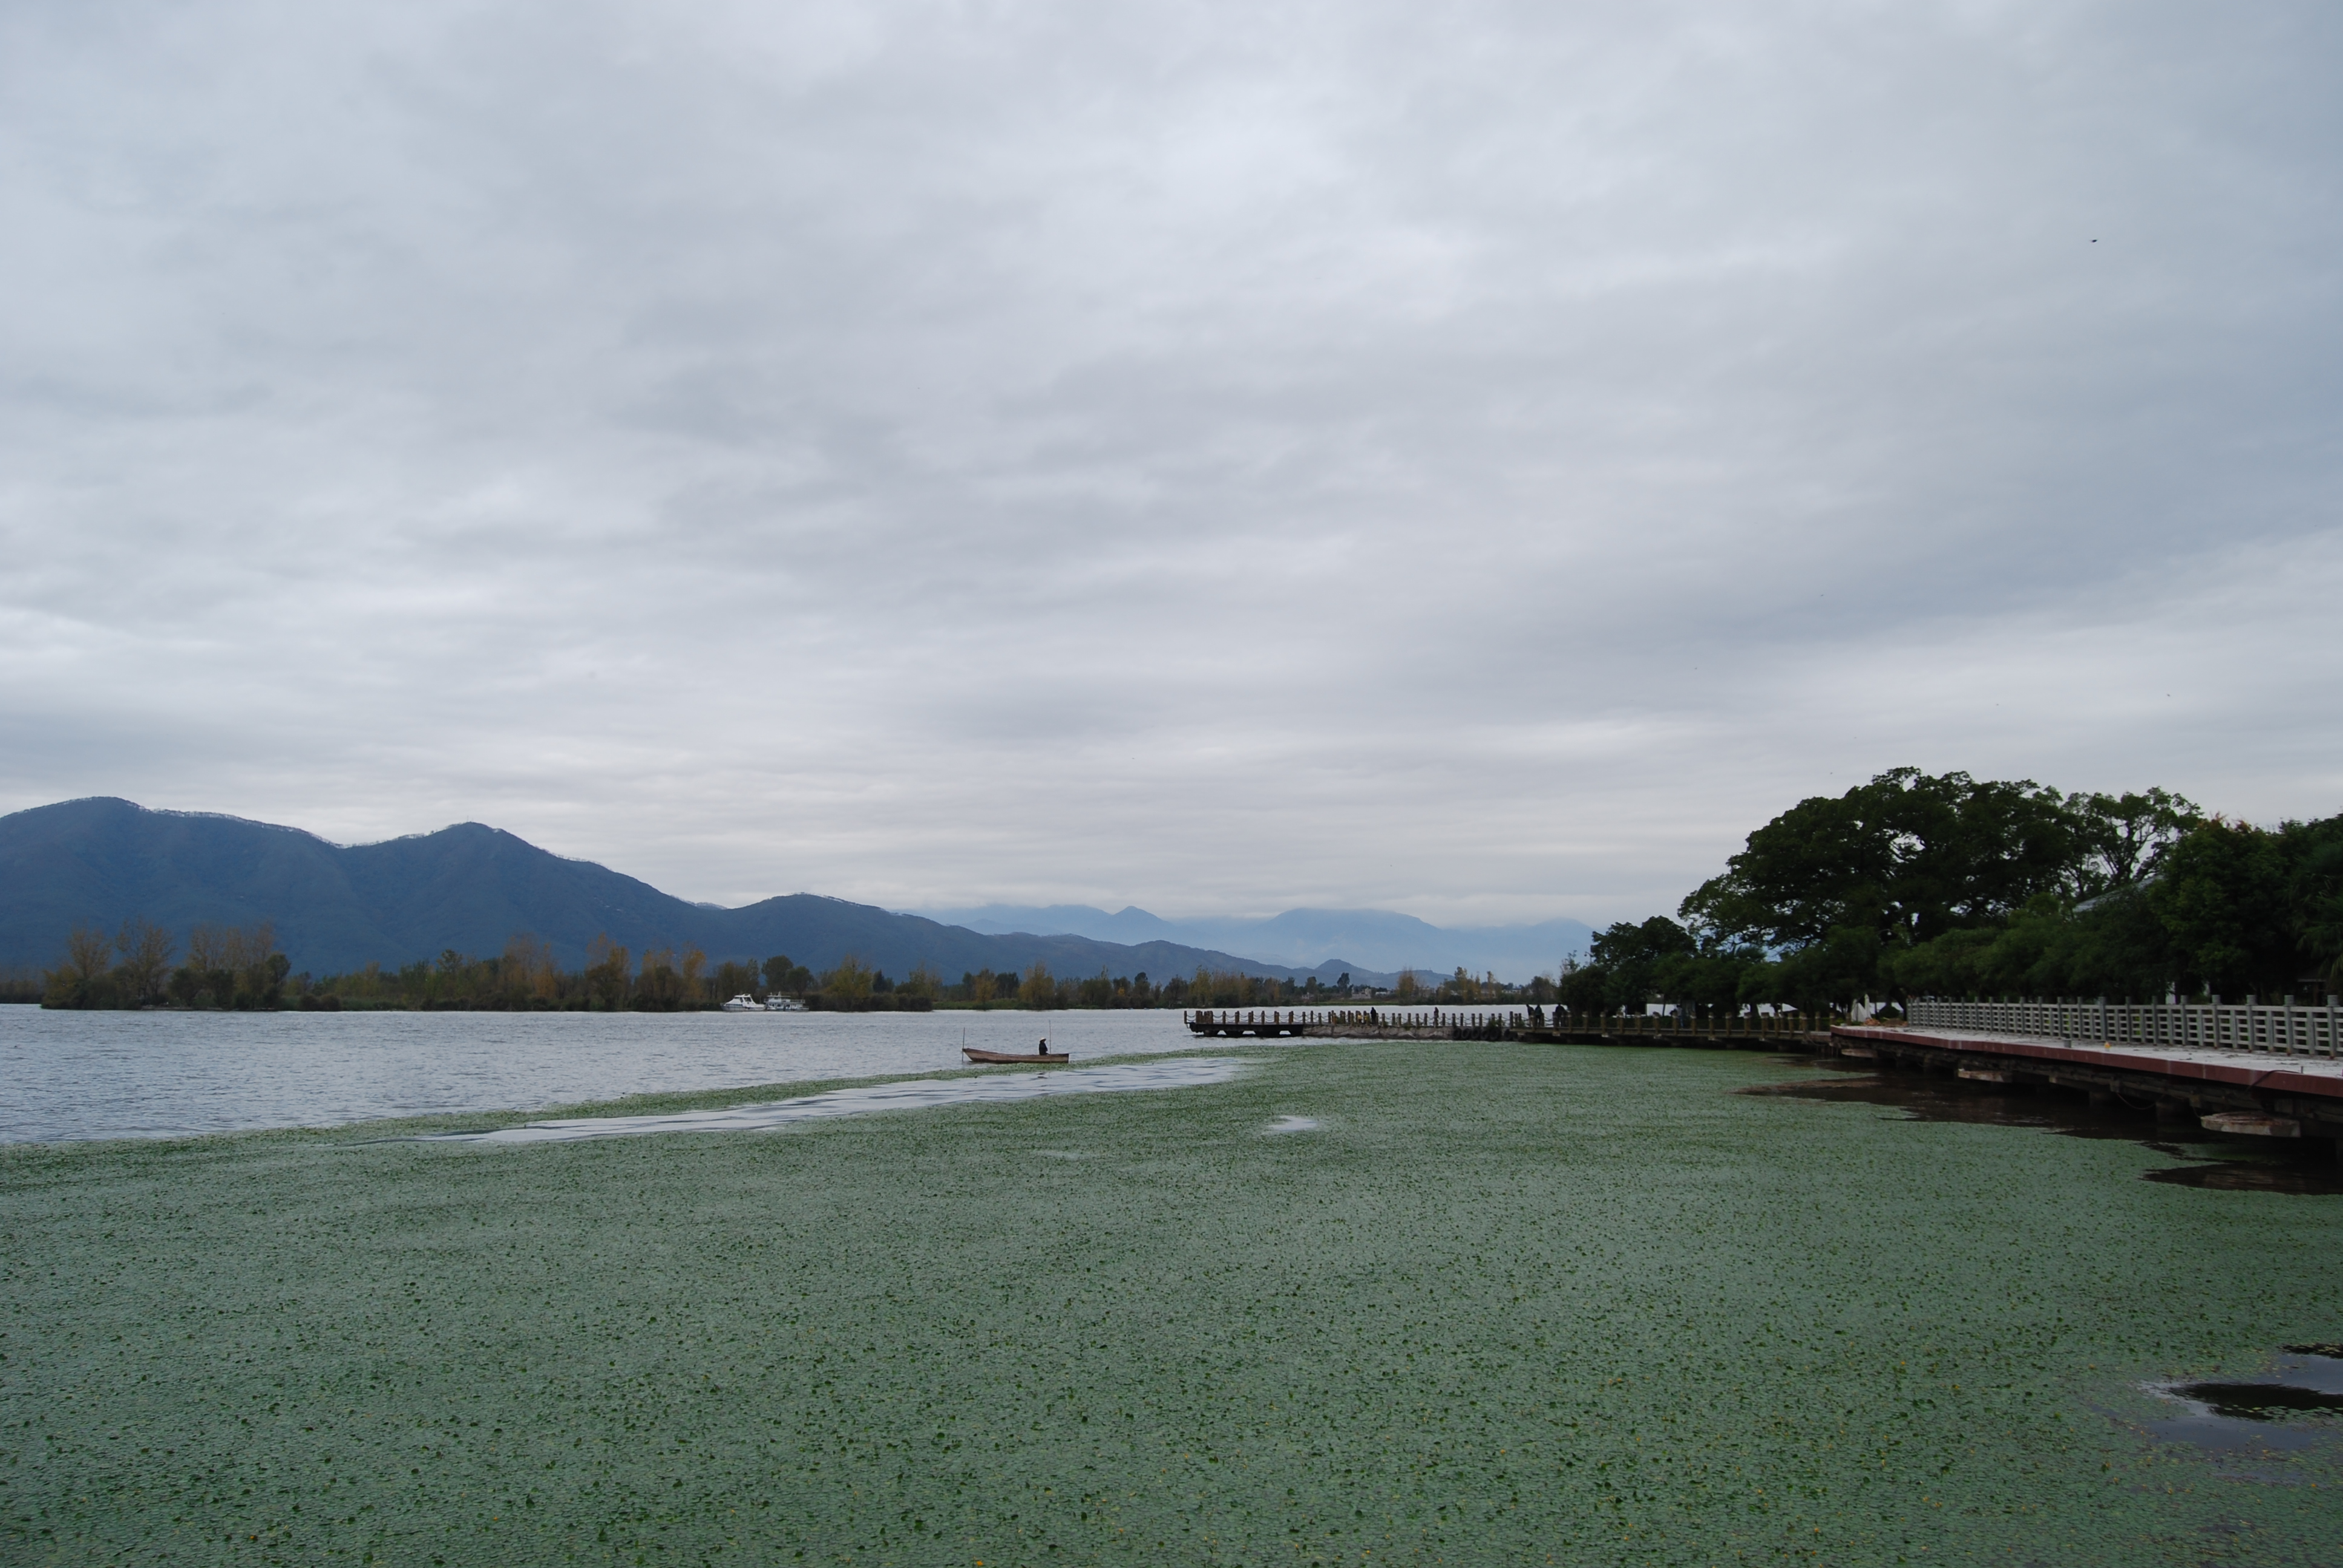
<box><xmin>1568</xmin><ymin>768</ymin><xmax>2339</xmax><ymax>1018</ymax></box>
<box><xmin>24</xmin><ymin>928</ymin><xmax>1413</xmax><ymax>1014</ymax></box>
<box><xmin>21</xmin><ymin>768</ymin><xmax>2342</xmax><ymax>1016</ymax></box>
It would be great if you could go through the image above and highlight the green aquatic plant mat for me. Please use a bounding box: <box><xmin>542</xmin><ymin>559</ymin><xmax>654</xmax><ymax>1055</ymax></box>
<box><xmin>3</xmin><ymin>1043</ymin><xmax>2339</xmax><ymax>1564</ymax></box>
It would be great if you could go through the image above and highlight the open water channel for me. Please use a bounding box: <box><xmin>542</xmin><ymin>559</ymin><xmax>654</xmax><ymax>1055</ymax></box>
<box><xmin>0</xmin><ymin>1005</ymin><xmax>1205</xmax><ymax>1143</ymax></box>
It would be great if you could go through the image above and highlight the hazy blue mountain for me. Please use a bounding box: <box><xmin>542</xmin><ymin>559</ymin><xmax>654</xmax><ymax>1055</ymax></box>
<box><xmin>920</xmin><ymin>904</ymin><xmax>1185</xmax><ymax>946</ymax></box>
<box><xmin>916</xmin><ymin>903</ymin><xmax>1599</xmax><ymax>982</ymax></box>
<box><xmin>0</xmin><ymin>799</ymin><xmax>1398</xmax><ymax>986</ymax></box>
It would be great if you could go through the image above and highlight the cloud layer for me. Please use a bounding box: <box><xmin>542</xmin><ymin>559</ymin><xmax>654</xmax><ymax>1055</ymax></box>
<box><xmin>4</xmin><ymin>0</ymin><xmax>2338</xmax><ymax>923</ymax></box>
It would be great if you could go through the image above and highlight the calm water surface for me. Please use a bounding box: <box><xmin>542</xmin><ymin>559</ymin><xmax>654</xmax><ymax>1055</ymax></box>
<box><xmin>415</xmin><ymin>1056</ymin><xmax>1252</xmax><ymax>1144</ymax></box>
<box><xmin>0</xmin><ymin>1006</ymin><xmax>1205</xmax><ymax>1143</ymax></box>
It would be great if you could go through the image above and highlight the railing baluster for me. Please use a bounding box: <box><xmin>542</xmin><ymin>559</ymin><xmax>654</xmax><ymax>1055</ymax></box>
<box><xmin>1903</xmin><ymin>994</ymin><xmax>2342</xmax><ymax>1056</ymax></box>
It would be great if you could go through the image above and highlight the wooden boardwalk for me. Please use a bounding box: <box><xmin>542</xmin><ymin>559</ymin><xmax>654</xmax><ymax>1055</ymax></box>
<box><xmin>1184</xmin><ymin>1007</ymin><xmax>1832</xmax><ymax>1046</ymax></box>
<box><xmin>1838</xmin><ymin>1023</ymin><xmax>2343</xmax><ymax>1145</ymax></box>
<box><xmin>1179</xmin><ymin>1004</ymin><xmax>2343</xmax><ymax>1145</ymax></box>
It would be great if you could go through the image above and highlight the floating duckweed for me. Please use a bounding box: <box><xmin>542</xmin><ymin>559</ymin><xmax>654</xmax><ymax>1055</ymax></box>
<box><xmin>1</xmin><ymin>1042</ymin><xmax>2338</xmax><ymax>1564</ymax></box>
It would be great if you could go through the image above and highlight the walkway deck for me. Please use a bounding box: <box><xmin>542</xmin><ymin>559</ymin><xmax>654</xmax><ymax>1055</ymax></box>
<box><xmin>1835</xmin><ymin>1024</ymin><xmax>2343</xmax><ymax>1142</ymax></box>
<box><xmin>1184</xmin><ymin>1008</ymin><xmax>1830</xmax><ymax>1047</ymax></box>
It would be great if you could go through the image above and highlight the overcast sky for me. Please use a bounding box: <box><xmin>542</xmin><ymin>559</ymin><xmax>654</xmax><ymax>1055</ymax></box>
<box><xmin>2</xmin><ymin>0</ymin><xmax>2337</xmax><ymax>926</ymax></box>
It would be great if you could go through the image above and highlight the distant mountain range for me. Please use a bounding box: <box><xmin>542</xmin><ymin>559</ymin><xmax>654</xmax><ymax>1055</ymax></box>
<box><xmin>0</xmin><ymin>799</ymin><xmax>1414</xmax><ymax>986</ymax></box>
<box><xmin>911</xmin><ymin>904</ymin><xmax>1597</xmax><ymax>984</ymax></box>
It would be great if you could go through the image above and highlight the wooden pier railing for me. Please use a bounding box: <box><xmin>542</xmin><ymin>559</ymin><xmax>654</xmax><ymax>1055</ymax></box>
<box><xmin>1183</xmin><ymin>1007</ymin><xmax>1835</xmax><ymax>1042</ymax></box>
<box><xmin>1904</xmin><ymin>998</ymin><xmax>2342</xmax><ymax>1058</ymax></box>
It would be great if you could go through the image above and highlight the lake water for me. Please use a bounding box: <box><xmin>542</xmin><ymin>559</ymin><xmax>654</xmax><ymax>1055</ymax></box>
<box><xmin>0</xmin><ymin>1005</ymin><xmax>1210</xmax><ymax>1143</ymax></box>
<box><xmin>12</xmin><ymin>1040</ymin><xmax>2340</xmax><ymax>1561</ymax></box>
<box><xmin>413</xmin><ymin>1056</ymin><xmax>1253</xmax><ymax>1144</ymax></box>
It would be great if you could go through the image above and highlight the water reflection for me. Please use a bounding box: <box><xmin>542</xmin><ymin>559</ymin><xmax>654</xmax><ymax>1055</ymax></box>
<box><xmin>2140</xmin><ymin>1160</ymin><xmax>2343</xmax><ymax>1195</ymax></box>
<box><xmin>0</xmin><ymin>1008</ymin><xmax>1220</xmax><ymax>1143</ymax></box>
<box><xmin>2166</xmin><ymin>1380</ymin><xmax>2343</xmax><ymax>1420</ymax></box>
<box><xmin>413</xmin><ymin>1057</ymin><xmax>1250</xmax><ymax>1144</ymax></box>
<box><xmin>2139</xmin><ymin>1353</ymin><xmax>2343</xmax><ymax>1454</ymax></box>
<box><xmin>1740</xmin><ymin>1061</ymin><xmax>2343</xmax><ymax>1194</ymax></box>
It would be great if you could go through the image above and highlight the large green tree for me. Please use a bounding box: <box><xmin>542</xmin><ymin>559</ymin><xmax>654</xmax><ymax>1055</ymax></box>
<box><xmin>1598</xmin><ymin>769</ymin><xmax>2324</xmax><ymax>1008</ymax></box>
<box><xmin>2065</xmin><ymin>788</ymin><xmax>2201</xmax><ymax>899</ymax></box>
<box><xmin>1680</xmin><ymin>768</ymin><xmax>2085</xmax><ymax>953</ymax></box>
<box><xmin>1880</xmin><ymin>812</ymin><xmax>2337</xmax><ymax>1002</ymax></box>
<box><xmin>2139</xmin><ymin>815</ymin><xmax>2343</xmax><ymax>998</ymax></box>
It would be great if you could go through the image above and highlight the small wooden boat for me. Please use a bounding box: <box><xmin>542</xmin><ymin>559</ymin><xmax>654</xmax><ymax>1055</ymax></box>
<box><xmin>962</xmin><ymin>1047</ymin><xmax>1070</xmax><ymax>1065</ymax></box>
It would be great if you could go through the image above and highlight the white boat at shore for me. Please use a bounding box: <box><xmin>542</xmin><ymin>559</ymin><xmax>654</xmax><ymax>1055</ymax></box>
<box><xmin>720</xmin><ymin>992</ymin><xmax>807</xmax><ymax>1012</ymax></box>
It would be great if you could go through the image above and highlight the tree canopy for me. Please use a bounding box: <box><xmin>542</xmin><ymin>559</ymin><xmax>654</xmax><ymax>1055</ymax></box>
<box><xmin>1559</xmin><ymin>768</ymin><xmax>2338</xmax><ymax>1013</ymax></box>
<box><xmin>1677</xmin><ymin>768</ymin><xmax>2158</xmax><ymax>952</ymax></box>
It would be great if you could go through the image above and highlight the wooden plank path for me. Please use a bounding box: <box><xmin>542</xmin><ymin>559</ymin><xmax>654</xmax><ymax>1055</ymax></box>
<box><xmin>1182</xmin><ymin>1004</ymin><xmax>2343</xmax><ymax>1148</ymax></box>
<box><xmin>1840</xmin><ymin>1021</ymin><xmax>2343</xmax><ymax>1146</ymax></box>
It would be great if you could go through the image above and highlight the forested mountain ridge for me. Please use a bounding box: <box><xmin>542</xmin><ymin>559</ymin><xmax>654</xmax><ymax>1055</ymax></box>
<box><xmin>0</xmin><ymin>798</ymin><xmax>1375</xmax><ymax>984</ymax></box>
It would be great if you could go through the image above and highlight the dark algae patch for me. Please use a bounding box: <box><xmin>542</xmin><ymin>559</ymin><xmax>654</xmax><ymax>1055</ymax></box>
<box><xmin>4</xmin><ymin>1045</ymin><xmax>2341</xmax><ymax>1564</ymax></box>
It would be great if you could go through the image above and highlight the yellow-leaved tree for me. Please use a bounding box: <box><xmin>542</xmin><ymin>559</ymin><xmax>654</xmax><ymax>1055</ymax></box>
<box><xmin>584</xmin><ymin>934</ymin><xmax>632</xmax><ymax>1009</ymax></box>
<box><xmin>502</xmin><ymin>932</ymin><xmax>559</xmax><ymax>1005</ymax></box>
<box><xmin>824</xmin><ymin>956</ymin><xmax>874</xmax><ymax>1005</ymax></box>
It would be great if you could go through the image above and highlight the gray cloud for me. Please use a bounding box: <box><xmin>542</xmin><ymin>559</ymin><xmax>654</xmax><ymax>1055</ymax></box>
<box><xmin>2</xmin><ymin>0</ymin><xmax>2337</xmax><ymax>925</ymax></box>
